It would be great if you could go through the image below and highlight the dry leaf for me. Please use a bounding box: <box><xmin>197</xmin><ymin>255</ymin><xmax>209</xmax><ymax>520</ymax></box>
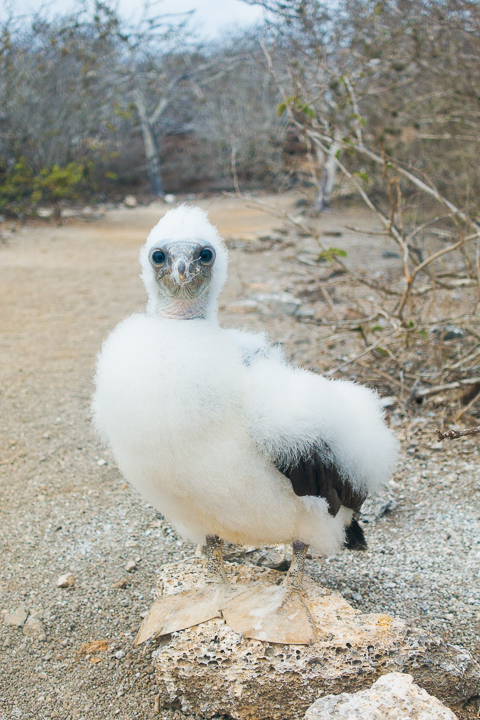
<box><xmin>78</xmin><ymin>639</ymin><xmax>108</xmax><ymax>656</ymax></box>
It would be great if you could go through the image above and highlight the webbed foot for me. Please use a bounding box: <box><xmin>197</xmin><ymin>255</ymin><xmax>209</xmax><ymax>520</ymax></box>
<box><xmin>135</xmin><ymin>583</ymin><xmax>240</xmax><ymax>644</ymax></box>
<box><xmin>222</xmin><ymin>584</ymin><xmax>316</xmax><ymax>645</ymax></box>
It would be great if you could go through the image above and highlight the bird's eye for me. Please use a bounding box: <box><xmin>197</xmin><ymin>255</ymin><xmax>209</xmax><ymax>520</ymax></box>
<box><xmin>199</xmin><ymin>248</ymin><xmax>215</xmax><ymax>265</ymax></box>
<box><xmin>151</xmin><ymin>250</ymin><xmax>166</xmax><ymax>266</ymax></box>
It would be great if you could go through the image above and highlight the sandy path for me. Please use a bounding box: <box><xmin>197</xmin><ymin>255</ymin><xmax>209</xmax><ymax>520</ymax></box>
<box><xmin>1</xmin><ymin>194</ymin><xmax>479</xmax><ymax>720</ymax></box>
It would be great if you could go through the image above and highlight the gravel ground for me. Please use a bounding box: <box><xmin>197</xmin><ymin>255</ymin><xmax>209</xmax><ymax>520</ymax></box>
<box><xmin>1</xmin><ymin>195</ymin><xmax>479</xmax><ymax>720</ymax></box>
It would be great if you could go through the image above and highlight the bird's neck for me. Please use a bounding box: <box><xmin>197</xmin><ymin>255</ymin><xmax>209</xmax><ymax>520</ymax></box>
<box><xmin>149</xmin><ymin>290</ymin><xmax>213</xmax><ymax>321</ymax></box>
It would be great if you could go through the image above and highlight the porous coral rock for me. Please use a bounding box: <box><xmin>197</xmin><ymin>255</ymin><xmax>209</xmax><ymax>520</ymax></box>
<box><xmin>305</xmin><ymin>672</ymin><xmax>458</xmax><ymax>719</ymax></box>
<box><xmin>152</xmin><ymin>560</ymin><xmax>480</xmax><ymax>720</ymax></box>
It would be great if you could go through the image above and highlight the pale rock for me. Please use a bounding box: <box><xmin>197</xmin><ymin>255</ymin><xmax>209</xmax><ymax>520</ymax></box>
<box><xmin>305</xmin><ymin>672</ymin><xmax>458</xmax><ymax>719</ymax></box>
<box><xmin>379</xmin><ymin>396</ymin><xmax>396</xmax><ymax>408</ymax></box>
<box><xmin>29</xmin><ymin>606</ymin><xmax>44</xmax><ymax>618</ymax></box>
<box><xmin>125</xmin><ymin>559</ymin><xmax>137</xmax><ymax>573</ymax></box>
<box><xmin>57</xmin><ymin>572</ymin><xmax>75</xmax><ymax>588</ymax></box>
<box><xmin>3</xmin><ymin>606</ymin><xmax>28</xmax><ymax>627</ymax></box>
<box><xmin>23</xmin><ymin>616</ymin><xmax>46</xmax><ymax>641</ymax></box>
<box><xmin>124</xmin><ymin>195</ymin><xmax>137</xmax><ymax>208</ymax></box>
<box><xmin>227</xmin><ymin>300</ymin><xmax>258</xmax><ymax>314</ymax></box>
<box><xmin>297</xmin><ymin>306</ymin><xmax>315</xmax><ymax>318</ymax></box>
<box><xmin>164</xmin><ymin>194</ymin><xmax>176</xmax><ymax>204</ymax></box>
<box><xmin>152</xmin><ymin>561</ymin><xmax>480</xmax><ymax>720</ymax></box>
<box><xmin>256</xmin><ymin>292</ymin><xmax>302</xmax><ymax>316</ymax></box>
<box><xmin>37</xmin><ymin>207</ymin><xmax>54</xmax><ymax>218</ymax></box>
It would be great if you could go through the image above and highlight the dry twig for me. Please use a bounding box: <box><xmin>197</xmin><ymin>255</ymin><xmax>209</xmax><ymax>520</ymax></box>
<box><xmin>437</xmin><ymin>426</ymin><xmax>480</xmax><ymax>441</ymax></box>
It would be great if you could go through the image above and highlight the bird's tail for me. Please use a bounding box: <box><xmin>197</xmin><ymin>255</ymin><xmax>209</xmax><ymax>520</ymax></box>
<box><xmin>344</xmin><ymin>517</ymin><xmax>367</xmax><ymax>550</ymax></box>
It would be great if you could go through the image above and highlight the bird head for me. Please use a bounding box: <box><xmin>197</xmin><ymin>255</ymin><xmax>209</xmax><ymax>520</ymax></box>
<box><xmin>140</xmin><ymin>205</ymin><xmax>228</xmax><ymax>321</ymax></box>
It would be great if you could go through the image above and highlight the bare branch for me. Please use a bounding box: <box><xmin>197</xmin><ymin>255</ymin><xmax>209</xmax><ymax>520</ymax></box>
<box><xmin>437</xmin><ymin>427</ymin><xmax>480</xmax><ymax>441</ymax></box>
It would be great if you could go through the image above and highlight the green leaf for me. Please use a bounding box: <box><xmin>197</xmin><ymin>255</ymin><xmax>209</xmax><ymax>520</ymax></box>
<box><xmin>353</xmin><ymin>171</ymin><xmax>370</xmax><ymax>183</ymax></box>
<box><xmin>277</xmin><ymin>96</ymin><xmax>315</xmax><ymax>118</ymax></box>
<box><xmin>317</xmin><ymin>247</ymin><xmax>348</xmax><ymax>262</ymax></box>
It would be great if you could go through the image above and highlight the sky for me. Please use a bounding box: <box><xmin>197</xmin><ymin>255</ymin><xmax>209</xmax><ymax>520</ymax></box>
<box><xmin>12</xmin><ymin>0</ymin><xmax>265</xmax><ymax>38</ymax></box>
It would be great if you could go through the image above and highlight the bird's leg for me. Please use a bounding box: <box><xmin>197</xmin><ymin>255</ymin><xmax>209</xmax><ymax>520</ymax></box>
<box><xmin>222</xmin><ymin>538</ymin><xmax>317</xmax><ymax>644</ymax></box>
<box><xmin>284</xmin><ymin>540</ymin><xmax>309</xmax><ymax>592</ymax></box>
<box><xmin>205</xmin><ymin>534</ymin><xmax>229</xmax><ymax>584</ymax></box>
<box><xmin>135</xmin><ymin>534</ymin><xmax>237</xmax><ymax>644</ymax></box>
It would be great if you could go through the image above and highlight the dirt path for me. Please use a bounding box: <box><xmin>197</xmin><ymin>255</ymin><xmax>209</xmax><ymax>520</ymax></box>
<box><xmin>1</xmin><ymin>194</ymin><xmax>479</xmax><ymax>720</ymax></box>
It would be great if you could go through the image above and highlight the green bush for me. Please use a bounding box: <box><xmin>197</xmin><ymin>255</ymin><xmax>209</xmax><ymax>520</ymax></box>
<box><xmin>0</xmin><ymin>158</ymin><xmax>88</xmax><ymax>216</ymax></box>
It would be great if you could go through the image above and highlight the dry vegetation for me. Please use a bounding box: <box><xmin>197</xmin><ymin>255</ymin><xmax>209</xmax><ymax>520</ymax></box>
<box><xmin>233</xmin><ymin>0</ymin><xmax>480</xmax><ymax>430</ymax></box>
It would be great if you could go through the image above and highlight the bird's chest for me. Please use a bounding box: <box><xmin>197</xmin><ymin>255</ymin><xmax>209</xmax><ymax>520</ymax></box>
<box><xmin>95</xmin><ymin>316</ymin><xmax>248</xmax><ymax>483</ymax></box>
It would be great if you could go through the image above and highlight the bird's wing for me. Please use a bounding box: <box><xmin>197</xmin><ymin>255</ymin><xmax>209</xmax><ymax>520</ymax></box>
<box><xmin>274</xmin><ymin>449</ymin><xmax>367</xmax><ymax>517</ymax></box>
<box><xmin>242</xmin><ymin>351</ymin><xmax>398</xmax><ymax>507</ymax></box>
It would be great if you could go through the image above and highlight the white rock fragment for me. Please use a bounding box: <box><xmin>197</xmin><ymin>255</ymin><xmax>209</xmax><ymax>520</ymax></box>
<box><xmin>3</xmin><ymin>606</ymin><xmax>28</xmax><ymax>627</ymax></box>
<box><xmin>296</xmin><ymin>306</ymin><xmax>315</xmax><ymax>318</ymax></box>
<box><xmin>379</xmin><ymin>396</ymin><xmax>396</xmax><ymax>408</ymax></box>
<box><xmin>124</xmin><ymin>195</ymin><xmax>137</xmax><ymax>208</ymax></box>
<box><xmin>115</xmin><ymin>649</ymin><xmax>126</xmax><ymax>659</ymax></box>
<box><xmin>305</xmin><ymin>672</ymin><xmax>458</xmax><ymax>720</ymax></box>
<box><xmin>256</xmin><ymin>292</ymin><xmax>302</xmax><ymax>316</ymax></box>
<box><xmin>164</xmin><ymin>194</ymin><xmax>176</xmax><ymax>204</ymax></box>
<box><xmin>23</xmin><ymin>617</ymin><xmax>47</xmax><ymax>641</ymax></box>
<box><xmin>57</xmin><ymin>572</ymin><xmax>75</xmax><ymax>588</ymax></box>
<box><xmin>29</xmin><ymin>606</ymin><xmax>44</xmax><ymax>618</ymax></box>
<box><xmin>37</xmin><ymin>207</ymin><xmax>54</xmax><ymax>218</ymax></box>
<box><xmin>125</xmin><ymin>559</ymin><xmax>137</xmax><ymax>573</ymax></box>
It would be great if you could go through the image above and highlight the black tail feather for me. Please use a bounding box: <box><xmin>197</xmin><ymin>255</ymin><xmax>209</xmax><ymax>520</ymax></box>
<box><xmin>344</xmin><ymin>517</ymin><xmax>367</xmax><ymax>550</ymax></box>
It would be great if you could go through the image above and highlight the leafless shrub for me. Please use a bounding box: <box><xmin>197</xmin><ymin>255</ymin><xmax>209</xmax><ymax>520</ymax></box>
<box><xmin>240</xmin><ymin>0</ymin><xmax>480</xmax><ymax>426</ymax></box>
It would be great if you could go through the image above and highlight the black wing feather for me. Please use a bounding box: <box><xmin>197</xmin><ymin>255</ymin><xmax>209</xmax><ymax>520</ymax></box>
<box><xmin>275</xmin><ymin>448</ymin><xmax>366</xmax><ymax>517</ymax></box>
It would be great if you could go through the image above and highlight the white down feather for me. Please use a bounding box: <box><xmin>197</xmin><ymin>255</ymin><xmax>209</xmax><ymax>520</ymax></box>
<box><xmin>93</xmin><ymin>205</ymin><xmax>398</xmax><ymax>554</ymax></box>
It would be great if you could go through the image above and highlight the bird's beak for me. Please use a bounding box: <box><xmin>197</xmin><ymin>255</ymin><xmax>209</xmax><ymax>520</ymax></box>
<box><xmin>172</xmin><ymin>256</ymin><xmax>194</xmax><ymax>285</ymax></box>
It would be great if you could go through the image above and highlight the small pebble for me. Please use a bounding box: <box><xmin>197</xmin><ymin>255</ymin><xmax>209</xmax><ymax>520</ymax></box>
<box><xmin>57</xmin><ymin>572</ymin><xmax>75</xmax><ymax>588</ymax></box>
<box><xmin>125</xmin><ymin>560</ymin><xmax>137</xmax><ymax>573</ymax></box>
<box><xmin>115</xmin><ymin>649</ymin><xmax>126</xmax><ymax>659</ymax></box>
<box><xmin>113</xmin><ymin>577</ymin><xmax>130</xmax><ymax>589</ymax></box>
<box><xmin>23</xmin><ymin>616</ymin><xmax>47</xmax><ymax>641</ymax></box>
<box><xmin>3</xmin><ymin>606</ymin><xmax>28</xmax><ymax>627</ymax></box>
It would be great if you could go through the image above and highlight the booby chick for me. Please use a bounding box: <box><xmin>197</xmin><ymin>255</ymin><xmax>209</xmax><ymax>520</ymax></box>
<box><xmin>93</xmin><ymin>205</ymin><xmax>397</xmax><ymax>645</ymax></box>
